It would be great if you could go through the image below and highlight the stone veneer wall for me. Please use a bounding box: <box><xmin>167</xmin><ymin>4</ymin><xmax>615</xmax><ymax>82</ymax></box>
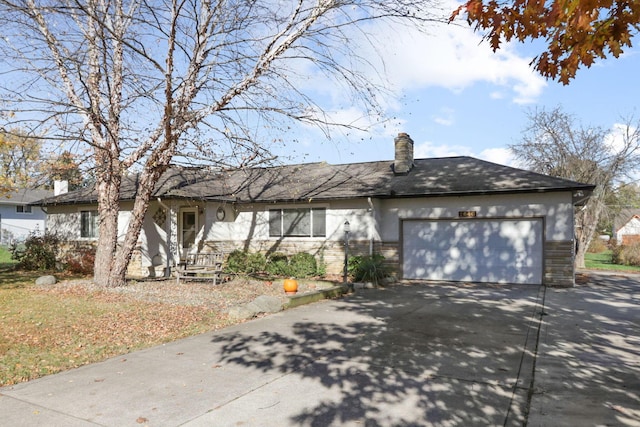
<box><xmin>544</xmin><ymin>240</ymin><xmax>575</xmax><ymax>287</ymax></box>
<box><xmin>127</xmin><ymin>244</ymin><xmax>145</xmax><ymax>277</ymax></box>
<box><xmin>203</xmin><ymin>239</ymin><xmax>378</xmax><ymax>276</ymax></box>
<box><xmin>372</xmin><ymin>241</ymin><xmax>400</xmax><ymax>278</ymax></box>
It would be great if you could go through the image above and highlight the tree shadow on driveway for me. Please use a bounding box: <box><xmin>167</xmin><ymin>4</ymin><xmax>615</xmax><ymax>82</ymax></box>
<box><xmin>210</xmin><ymin>283</ymin><xmax>545</xmax><ymax>426</ymax></box>
<box><xmin>529</xmin><ymin>273</ymin><xmax>640</xmax><ymax>426</ymax></box>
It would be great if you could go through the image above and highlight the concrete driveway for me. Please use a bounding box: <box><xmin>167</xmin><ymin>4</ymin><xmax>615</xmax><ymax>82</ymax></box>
<box><xmin>1</xmin><ymin>272</ymin><xmax>638</xmax><ymax>426</ymax></box>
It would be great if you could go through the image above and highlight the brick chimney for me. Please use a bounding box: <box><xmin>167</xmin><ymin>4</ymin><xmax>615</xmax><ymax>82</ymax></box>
<box><xmin>393</xmin><ymin>132</ymin><xmax>414</xmax><ymax>174</ymax></box>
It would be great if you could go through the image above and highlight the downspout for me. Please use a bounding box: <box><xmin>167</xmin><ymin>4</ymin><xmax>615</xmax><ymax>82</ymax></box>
<box><xmin>157</xmin><ymin>198</ymin><xmax>172</xmax><ymax>277</ymax></box>
<box><xmin>368</xmin><ymin>197</ymin><xmax>374</xmax><ymax>255</ymax></box>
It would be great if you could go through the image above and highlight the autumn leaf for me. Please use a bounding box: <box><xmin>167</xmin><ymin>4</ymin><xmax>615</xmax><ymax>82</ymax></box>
<box><xmin>453</xmin><ymin>0</ymin><xmax>640</xmax><ymax>84</ymax></box>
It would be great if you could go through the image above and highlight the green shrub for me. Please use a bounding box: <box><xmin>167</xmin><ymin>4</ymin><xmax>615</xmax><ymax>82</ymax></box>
<box><xmin>245</xmin><ymin>252</ymin><xmax>267</xmax><ymax>274</ymax></box>
<box><xmin>315</xmin><ymin>251</ymin><xmax>327</xmax><ymax>276</ymax></box>
<box><xmin>349</xmin><ymin>254</ymin><xmax>389</xmax><ymax>286</ymax></box>
<box><xmin>226</xmin><ymin>250</ymin><xmax>248</xmax><ymax>273</ymax></box>
<box><xmin>612</xmin><ymin>243</ymin><xmax>640</xmax><ymax>266</ymax></box>
<box><xmin>266</xmin><ymin>252</ymin><xmax>290</xmax><ymax>276</ymax></box>
<box><xmin>225</xmin><ymin>250</ymin><xmax>267</xmax><ymax>274</ymax></box>
<box><xmin>11</xmin><ymin>232</ymin><xmax>60</xmax><ymax>271</ymax></box>
<box><xmin>347</xmin><ymin>255</ymin><xmax>363</xmax><ymax>276</ymax></box>
<box><xmin>227</xmin><ymin>250</ymin><xmax>319</xmax><ymax>278</ymax></box>
<box><xmin>288</xmin><ymin>252</ymin><xmax>318</xmax><ymax>278</ymax></box>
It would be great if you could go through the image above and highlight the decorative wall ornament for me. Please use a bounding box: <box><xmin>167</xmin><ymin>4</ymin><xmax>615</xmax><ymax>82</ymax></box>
<box><xmin>153</xmin><ymin>207</ymin><xmax>167</xmax><ymax>227</ymax></box>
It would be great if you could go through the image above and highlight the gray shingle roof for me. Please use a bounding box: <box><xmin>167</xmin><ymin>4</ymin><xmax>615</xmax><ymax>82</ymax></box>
<box><xmin>0</xmin><ymin>188</ymin><xmax>53</xmax><ymax>205</ymax></box>
<box><xmin>613</xmin><ymin>208</ymin><xmax>640</xmax><ymax>233</ymax></box>
<box><xmin>36</xmin><ymin>156</ymin><xmax>595</xmax><ymax>206</ymax></box>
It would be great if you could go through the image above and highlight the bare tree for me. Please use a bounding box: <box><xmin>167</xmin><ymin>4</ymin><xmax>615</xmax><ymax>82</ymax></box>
<box><xmin>510</xmin><ymin>106</ymin><xmax>640</xmax><ymax>269</ymax></box>
<box><xmin>0</xmin><ymin>0</ymin><xmax>445</xmax><ymax>287</ymax></box>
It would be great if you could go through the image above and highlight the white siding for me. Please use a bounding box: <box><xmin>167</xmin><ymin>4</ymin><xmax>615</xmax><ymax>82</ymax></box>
<box><xmin>0</xmin><ymin>204</ymin><xmax>47</xmax><ymax>243</ymax></box>
<box><xmin>203</xmin><ymin>199</ymin><xmax>375</xmax><ymax>243</ymax></box>
<box><xmin>616</xmin><ymin>217</ymin><xmax>640</xmax><ymax>243</ymax></box>
<box><xmin>379</xmin><ymin>192</ymin><xmax>574</xmax><ymax>242</ymax></box>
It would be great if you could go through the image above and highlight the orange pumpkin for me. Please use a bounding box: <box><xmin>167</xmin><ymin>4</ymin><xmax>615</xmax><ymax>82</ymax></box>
<box><xmin>283</xmin><ymin>279</ymin><xmax>298</xmax><ymax>294</ymax></box>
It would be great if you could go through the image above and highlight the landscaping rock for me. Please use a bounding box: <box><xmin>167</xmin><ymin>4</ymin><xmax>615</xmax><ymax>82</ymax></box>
<box><xmin>227</xmin><ymin>305</ymin><xmax>256</xmax><ymax>321</ymax></box>
<box><xmin>228</xmin><ymin>295</ymin><xmax>284</xmax><ymax>321</ymax></box>
<box><xmin>248</xmin><ymin>295</ymin><xmax>283</xmax><ymax>314</ymax></box>
<box><xmin>353</xmin><ymin>282</ymin><xmax>376</xmax><ymax>289</ymax></box>
<box><xmin>35</xmin><ymin>275</ymin><xmax>57</xmax><ymax>287</ymax></box>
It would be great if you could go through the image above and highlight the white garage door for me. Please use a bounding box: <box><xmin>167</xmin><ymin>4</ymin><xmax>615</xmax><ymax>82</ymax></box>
<box><xmin>402</xmin><ymin>218</ymin><xmax>543</xmax><ymax>285</ymax></box>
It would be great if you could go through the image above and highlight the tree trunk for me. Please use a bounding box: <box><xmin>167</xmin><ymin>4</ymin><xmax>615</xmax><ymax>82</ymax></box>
<box><xmin>104</xmin><ymin>166</ymin><xmax>167</xmax><ymax>287</ymax></box>
<box><xmin>93</xmin><ymin>173</ymin><xmax>122</xmax><ymax>287</ymax></box>
<box><xmin>574</xmin><ymin>197</ymin><xmax>603</xmax><ymax>271</ymax></box>
<box><xmin>575</xmin><ymin>245</ymin><xmax>586</xmax><ymax>269</ymax></box>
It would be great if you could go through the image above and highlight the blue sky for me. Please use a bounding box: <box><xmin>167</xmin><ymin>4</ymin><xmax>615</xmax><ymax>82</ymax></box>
<box><xmin>2</xmin><ymin>2</ymin><xmax>636</xmax><ymax>172</ymax></box>
<box><xmin>274</xmin><ymin>3</ymin><xmax>640</xmax><ymax>168</ymax></box>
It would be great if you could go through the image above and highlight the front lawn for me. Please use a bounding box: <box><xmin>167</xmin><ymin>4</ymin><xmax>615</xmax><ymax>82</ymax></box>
<box><xmin>0</xmin><ymin>245</ymin><xmax>17</xmax><ymax>269</ymax></box>
<box><xmin>0</xmin><ymin>275</ymin><xmax>224</xmax><ymax>386</ymax></box>
<box><xmin>584</xmin><ymin>250</ymin><xmax>640</xmax><ymax>273</ymax></box>
<box><xmin>0</xmin><ymin>266</ymin><xmax>290</xmax><ymax>387</ymax></box>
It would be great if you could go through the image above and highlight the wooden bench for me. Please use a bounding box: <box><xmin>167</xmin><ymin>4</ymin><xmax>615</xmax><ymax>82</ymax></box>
<box><xmin>176</xmin><ymin>252</ymin><xmax>224</xmax><ymax>285</ymax></box>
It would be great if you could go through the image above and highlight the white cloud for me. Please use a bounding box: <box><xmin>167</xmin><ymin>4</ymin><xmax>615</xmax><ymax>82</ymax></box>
<box><xmin>301</xmin><ymin>0</ymin><xmax>548</xmax><ymax>111</ymax></box>
<box><xmin>277</xmin><ymin>2</ymin><xmax>551</xmax><ymax>163</ymax></box>
<box><xmin>413</xmin><ymin>139</ymin><xmax>515</xmax><ymax>166</ymax></box>
<box><xmin>414</xmin><ymin>139</ymin><xmax>473</xmax><ymax>158</ymax></box>
<box><xmin>285</xmin><ymin>1</ymin><xmax>550</xmax><ymax>146</ymax></box>
<box><xmin>432</xmin><ymin>107</ymin><xmax>455</xmax><ymax>126</ymax></box>
<box><xmin>478</xmin><ymin>147</ymin><xmax>515</xmax><ymax>166</ymax></box>
<box><xmin>604</xmin><ymin>122</ymin><xmax>637</xmax><ymax>153</ymax></box>
<box><xmin>368</xmin><ymin>20</ymin><xmax>547</xmax><ymax>105</ymax></box>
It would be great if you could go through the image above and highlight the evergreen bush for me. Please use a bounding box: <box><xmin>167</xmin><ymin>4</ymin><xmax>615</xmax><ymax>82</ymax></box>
<box><xmin>225</xmin><ymin>250</ymin><xmax>267</xmax><ymax>274</ymax></box>
<box><xmin>227</xmin><ymin>249</ymin><xmax>320</xmax><ymax>277</ymax></box>
<box><xmin>288</xmin><ymin>252</ymin><xmax>317</xmax><ymax>278</ymax></box>
<box><xmin>245</xmin><ymin>252</ymin><xmax>267</xmax><ymax>274</ymax></box>
<box><xmin>266</xmin><ymin>252</ymin><xmax>290</xmax><ymax>276</ymax></box>
<box><xmin>226</xmin><ymin>250</ymin><xmax>248</xmax><ymax>273</ymax></box>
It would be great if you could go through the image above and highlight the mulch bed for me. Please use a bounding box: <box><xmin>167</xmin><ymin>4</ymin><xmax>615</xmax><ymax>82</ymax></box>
<box><xmin>42</xmin><ymin>276</ymin><xmax>337</xmax><ymax>310</ymax></box>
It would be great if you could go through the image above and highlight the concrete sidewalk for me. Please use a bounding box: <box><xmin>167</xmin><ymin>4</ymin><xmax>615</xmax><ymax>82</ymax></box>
<box><xmin>1</xmin><ymin>273</ymin><xmax>638</xmax><ymax>426</ymax></box>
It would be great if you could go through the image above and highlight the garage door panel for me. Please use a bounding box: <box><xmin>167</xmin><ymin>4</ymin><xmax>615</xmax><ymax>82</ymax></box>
<box><xmin>403</xmin><ymin>219</ymin><xmax>543</xmax><ymax>285</ymax></box>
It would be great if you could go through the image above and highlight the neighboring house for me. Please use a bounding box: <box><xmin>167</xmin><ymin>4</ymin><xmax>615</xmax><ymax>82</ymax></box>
<box><xmin>36</xmin><ymin>133</ymin><xmax>594</xmax><ymax>287</ymax></box>
<box><xmin>614</xmin><ymin>209</ymin><xmax>640</xmax><ymax>245</ymax></box>
<box><xmin>0</xmin><ymin>188</ymin><xmax>52</xmax><ymax>245</ymax></box>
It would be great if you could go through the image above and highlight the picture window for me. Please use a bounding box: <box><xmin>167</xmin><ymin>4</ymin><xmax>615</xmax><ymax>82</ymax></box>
<box><xmin>269</xmin><ymin>208</ymin><xmax>326</xmax><ymax>237</ymax></box>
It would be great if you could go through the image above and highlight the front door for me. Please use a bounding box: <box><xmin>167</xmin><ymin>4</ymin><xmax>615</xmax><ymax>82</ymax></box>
<box><xmin>179</xmin><ymin>208</ymin><xmax>198</xmax><ymax>260</ymax></box>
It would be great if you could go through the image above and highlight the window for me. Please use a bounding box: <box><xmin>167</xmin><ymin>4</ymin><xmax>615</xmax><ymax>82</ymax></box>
<box><xmin>269</xmin><ymin>208</ymin><xmax>326</xmax><ymax>237</ymax></box>
<box><xmin>16</xmin><ymin>205</ymin><xmax>32</xmax><ymax>214</ymax></box>
<box><xmin>81</xmin><ymin>210</ymin><xmax>99</xmax><ymax>238</ymax></box>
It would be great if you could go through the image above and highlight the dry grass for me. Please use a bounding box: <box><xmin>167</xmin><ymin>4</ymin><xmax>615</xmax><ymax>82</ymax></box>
<box><xmin>0</xmin><ymin>270</ymin><xmax>326</xmax><ymax>387</ymax></box>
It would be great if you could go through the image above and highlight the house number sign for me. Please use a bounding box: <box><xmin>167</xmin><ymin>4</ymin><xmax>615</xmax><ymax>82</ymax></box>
<box><xmin>458</xmin><ymin>210</ymin><xmax>477</xmax><ymax>218</ymax></box>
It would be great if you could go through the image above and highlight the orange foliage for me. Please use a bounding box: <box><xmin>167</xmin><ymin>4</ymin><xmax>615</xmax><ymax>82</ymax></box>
<box><xmin>452</xmin><ymin>0</ymin><xmax>640</xmax><ymax>84</ymax></box>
